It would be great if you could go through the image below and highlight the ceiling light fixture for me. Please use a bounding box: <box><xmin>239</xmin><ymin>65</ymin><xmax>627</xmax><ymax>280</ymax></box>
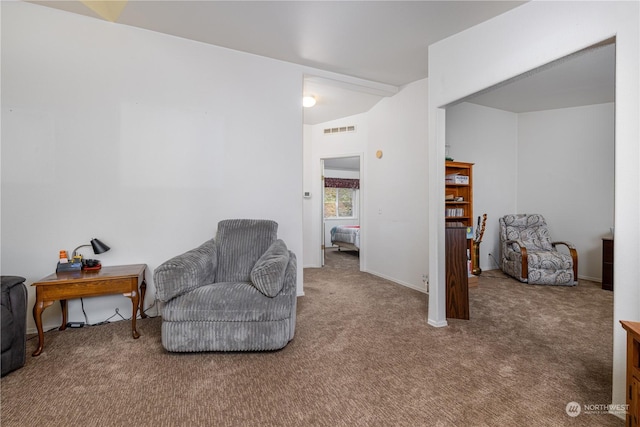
<box><xmin>302</xmin><ymin>96</ymin><xmax>317</xmax><ymax>108</ymax></box>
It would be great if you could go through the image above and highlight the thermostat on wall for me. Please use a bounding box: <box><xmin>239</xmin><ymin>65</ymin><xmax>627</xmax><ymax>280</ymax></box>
<box><xmin>303</xmin><ymin>191</ymin><xmax>311</xmax><ymax>198</ymax></box>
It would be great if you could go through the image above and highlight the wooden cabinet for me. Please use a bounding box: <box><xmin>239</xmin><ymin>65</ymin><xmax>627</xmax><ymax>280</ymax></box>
<box><xmin>445</xmin><ymin>161</ymin><xmax>475</xmax><ymax>285</ymax></box>
<box><xmin>602</xmin><ymin>236</ymin><xmax>613</xmax><ymax>291</ymax></box>
<box><xmin>445</xmin><ymin>226</ymin><xmax>469</xmax><ymax>320</ymax></box>
<box><xmin>621</xmin><ymin>320</ymin><xmax>640</xmax><ymax>427</ymax></box>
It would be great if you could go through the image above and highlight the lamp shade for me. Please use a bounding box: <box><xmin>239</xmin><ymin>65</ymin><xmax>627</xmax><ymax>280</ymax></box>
<box><xmin>90</xmin><ymin>238</ymin><xmax>110</xmax><ymax>254</ymax></box>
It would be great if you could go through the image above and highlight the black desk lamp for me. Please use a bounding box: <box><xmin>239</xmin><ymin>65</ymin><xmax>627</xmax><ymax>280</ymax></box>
<box><xmin>72</xmin><ymin>238</ymin><xmax>110</xmax><ymax>258</ymax></box>
<box><xmin>57</xmin><ymin>238</ymin><xmax>110</xmax><ymax>273</ymax></box>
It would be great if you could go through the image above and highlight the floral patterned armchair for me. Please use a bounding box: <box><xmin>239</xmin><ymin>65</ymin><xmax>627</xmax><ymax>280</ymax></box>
<box><xmin>499</xmin><ymin>214</ymin><xmax>578</xmax><ymax>286</ymax></box>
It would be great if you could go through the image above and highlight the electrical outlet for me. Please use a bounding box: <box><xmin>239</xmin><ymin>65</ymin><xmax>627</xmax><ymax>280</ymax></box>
<box><xmin>422</xmin><ymin>274</ymin><xmax>429</xmax><ymax>284</ymax></box>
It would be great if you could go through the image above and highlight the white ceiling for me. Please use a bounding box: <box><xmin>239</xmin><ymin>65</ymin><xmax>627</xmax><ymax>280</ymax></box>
<box><xmin>29</xmin><ymin>1</ymin><xmax>615</xmax><ymax>124</ymax></box>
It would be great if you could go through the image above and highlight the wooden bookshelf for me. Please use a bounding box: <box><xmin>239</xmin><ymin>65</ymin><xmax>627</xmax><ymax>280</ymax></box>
<box><xmin>445</xmin><ymin>161</ymin><xmax>476</xmax><ymax>286</ymax></box>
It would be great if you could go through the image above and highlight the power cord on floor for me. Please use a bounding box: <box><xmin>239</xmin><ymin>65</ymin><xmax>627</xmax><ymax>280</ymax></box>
<box><xmin>141</xmin><ymin>297</ymin><xmax>160</xmax><ymax>319</ymax></box>
<box><xmin>81</xmin><ymin>297</ymin><xmax>89</xmax><ymax>325</ymax></box>
<box><xmin>488</xmin><ymin>253</ymin><xmax>500</xmax><ymax>269</ymax></box>
<box><xmin>38</xmin><ymin>295</ymin><xmax>161</xmax><ymax>332</ymax></box>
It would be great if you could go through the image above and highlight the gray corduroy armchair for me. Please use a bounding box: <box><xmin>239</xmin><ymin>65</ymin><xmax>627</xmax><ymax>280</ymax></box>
<box><xmin>153</xmin><ymin>219</ymin><xmax>296</xmax><ymax>352</ymax></box>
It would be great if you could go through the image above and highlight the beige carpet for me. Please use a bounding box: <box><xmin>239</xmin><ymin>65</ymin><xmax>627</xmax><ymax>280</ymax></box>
<box><xmin>1</xmin><ymin>249</ymin><xmax>623</xmax><ymax>426</ymax></box>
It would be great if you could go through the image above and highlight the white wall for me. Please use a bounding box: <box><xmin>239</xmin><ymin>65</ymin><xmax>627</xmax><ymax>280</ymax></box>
<box><xmin>518</xmin><ymin>103</ymin><xmax>615</xmax><ymax>280</ymax></box>
<box><xmin>1</xmin><ymin>2</ymin><xmax>305</xmax><ymax>331</ymax></box>
<box><xmin>428</xmin><ymin>0</ymin><xmax>639</xmax><ymax>410</ymax></box>
<box><xmin>445</xmin><ymin>103</ymin><xmax>518</xmax><ymax>271</ymax></box>
<box><xmin>446</xmin><ymin>102</ymin><xmax>614</xmax><ymax>280</ymax></box>
<box><xmin>360</xmin><ymin>78</ymin><xmax>429</xmax><ymax>291</ymax></box>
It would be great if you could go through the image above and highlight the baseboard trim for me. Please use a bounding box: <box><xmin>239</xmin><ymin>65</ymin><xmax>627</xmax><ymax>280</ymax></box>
<box><xmin>428</xmin><ymin>319</ymin><xmax>448</xmax><ymax>328</ymax></box>
<box><xmin>363</xmin><ymin>269</ymin><xmax>427</xmax><ymax>294</ymax></box>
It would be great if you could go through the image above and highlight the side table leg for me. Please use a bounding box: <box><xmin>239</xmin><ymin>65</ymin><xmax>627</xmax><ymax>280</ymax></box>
<box><xmin>124</xmin><ymin>290</ymin><xmax>141</xmax><ymax>339</ymax></box>
<box><xmin>139</xmin><ymin>278</ymin><xmax>147</xmax><ymax>319</ymax></box>
<box><xmin>32</xmin><ymin>299</ymin><xmax>53</xmax><ymax>357</ymax></box>
<box><xmin>59</xmin><ymin>299</ymin><xmax>68</xmax><ymax>330</ymax></box>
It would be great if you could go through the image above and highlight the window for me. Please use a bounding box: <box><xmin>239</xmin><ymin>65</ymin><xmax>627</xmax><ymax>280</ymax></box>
<box><xmin>324</xmin><ymin>187</ymin><xmax>357</xmax><ymax>218</ymax></box>
<box><xmin>324</xmin><ymin>177</ymin><xmax>359</xmax><ymax>219</ymax></box>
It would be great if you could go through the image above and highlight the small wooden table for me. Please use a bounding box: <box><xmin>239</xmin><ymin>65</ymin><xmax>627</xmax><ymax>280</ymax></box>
<box><xmin>621</xmin><ymin>320</ymin><xmax>640</xmax><ymax>427</ymax></box>
<box><xmin>31</xmin><ymin>264</ymin><xmax>147</xmax><ymax>356</ymax></box>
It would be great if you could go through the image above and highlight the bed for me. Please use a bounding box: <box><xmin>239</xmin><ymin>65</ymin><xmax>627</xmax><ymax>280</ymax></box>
<box><xmin>330</xmin><ymin>225</ymin><xmax>360</xmax><ymax>251</ymax></box>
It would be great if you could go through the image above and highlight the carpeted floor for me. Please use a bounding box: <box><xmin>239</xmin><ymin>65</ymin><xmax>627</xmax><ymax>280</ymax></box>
<box><xmin>0</xmin><ymin>249</ymin><xmax>623</xmax><ymax>426</ymax></box>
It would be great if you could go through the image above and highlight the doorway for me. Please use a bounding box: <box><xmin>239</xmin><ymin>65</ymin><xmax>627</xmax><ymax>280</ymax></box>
<box><xmin>444</xmin><ymin>39</ymin><xmax>615</xmax><ymax>281</ymax></box>
<box><xmin>428</xmin><ymin>39</ymin><xmax>616</xmax><ymax>326</ymax></box>
<box><xmin>321</xmin><ymin>155</ymin><xmax>362</xmax><ymax>269</ymax></box>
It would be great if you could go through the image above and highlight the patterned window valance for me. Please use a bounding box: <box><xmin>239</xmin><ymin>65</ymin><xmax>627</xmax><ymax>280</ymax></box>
<box><xmin>324</xmin><ymin>178</ymin><xmax>360</xmax><ymax>189</ymax></box>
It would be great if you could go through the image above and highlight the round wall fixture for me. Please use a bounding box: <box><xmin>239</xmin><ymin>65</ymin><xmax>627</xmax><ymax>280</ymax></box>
<box><xmin>302</xmin><ymin>96</ymin><xmax>316</xmax><ymax>108</ymax></box>
<box><xmin>376</xmin><ymin>150</ymin><xmax>383</xmax><ymax>159</ymax></box>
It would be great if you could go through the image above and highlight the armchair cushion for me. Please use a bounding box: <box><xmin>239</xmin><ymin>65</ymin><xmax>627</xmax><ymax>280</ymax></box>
<box><xmin>154</xmin><ymin>239</ymin><xmax>216</xmax><ymax>302</ymax></box>
<box><xmin>215</xmin><ymin>219</ymin><xmax>278</xmax><ymax>283</ymax></box>
<box><xmin>163</xmin><ymin>281</ymin><xmax>292</xmax><ymax>322</ymax></box>
<box><xmin>504</xmin><ymin>214</ymin><xmax>553</xmax><ymax>252</ymax></box>
<box><xmin>250</xmin><ymin>239</ymin><xmax>289</xmax><ymax>297</ymax></box>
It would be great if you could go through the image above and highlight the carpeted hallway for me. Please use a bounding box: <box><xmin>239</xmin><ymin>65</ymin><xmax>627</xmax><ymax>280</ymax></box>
<box><xmin>0</xmin><ymin>249</ymin><xmax>622</xmax><ymax>426</ymax></box>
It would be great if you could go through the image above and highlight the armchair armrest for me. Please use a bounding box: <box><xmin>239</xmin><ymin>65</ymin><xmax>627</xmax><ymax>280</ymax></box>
<box><xmin>551</xmin><ymin>241</ymin><xmax>576</xmax><ymax>250</ymax></box>
<box><xmin>1</xmin><ymin>276</ymin><xmax>27</xmax><ymax>310</ymax></box>
<box><xmin>552</xmin><ymin>241</ymin><xmax>578</xmax><ymax>282</ymax></box>
<box><xmin>153</xmin><ymin>239</ymin><xmax>217</xmax><ymax>302</ymax></box>
<box><xmin>1</xmin><ymin>276</ymin><xmax>26</xmax><ymax>292</ymax></box>
<box><xmin>505</xmin><ymin>239</ymin><xmax>528</xmax><ymax>280</ymax></box>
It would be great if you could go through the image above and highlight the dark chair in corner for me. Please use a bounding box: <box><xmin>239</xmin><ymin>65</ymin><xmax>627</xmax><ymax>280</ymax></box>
<box><xmin>154</xmin><ymin>219</ymin><xmax>296</xmax><ymax>352</ymax></box>
<box><xmin>1</xmin><ymin>276</ymin><xmax>28</xmax><ymax>376</ymax></box>
<box><xmin>499</xmin><ymin>214</ymin><xmax>578</xmax><ymax>286</ymax></box>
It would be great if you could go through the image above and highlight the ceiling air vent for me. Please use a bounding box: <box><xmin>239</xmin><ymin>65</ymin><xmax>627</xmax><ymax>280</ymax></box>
<box><xmin>323</xmin><ymin>125</ymin><xmax>356</xmax><ymax>135</ymax></box>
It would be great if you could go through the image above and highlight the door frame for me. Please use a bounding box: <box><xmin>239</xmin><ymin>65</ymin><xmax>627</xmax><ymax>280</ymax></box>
<box><xmin>320</xmin><ymin>153</ymin><xmax>364</xmax><ymax>269</ymax></box>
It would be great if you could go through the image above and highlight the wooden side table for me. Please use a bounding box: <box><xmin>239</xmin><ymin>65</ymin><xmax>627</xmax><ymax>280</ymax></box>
<box><xmin>31</xmin><ymin>264</ymin><xmax>147</xmax><ymax>356</ymax></box>
<box><xmin>621</xmin><ymin>320</ymin><xmax>640</xmax><ymax>427</ymax></box>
